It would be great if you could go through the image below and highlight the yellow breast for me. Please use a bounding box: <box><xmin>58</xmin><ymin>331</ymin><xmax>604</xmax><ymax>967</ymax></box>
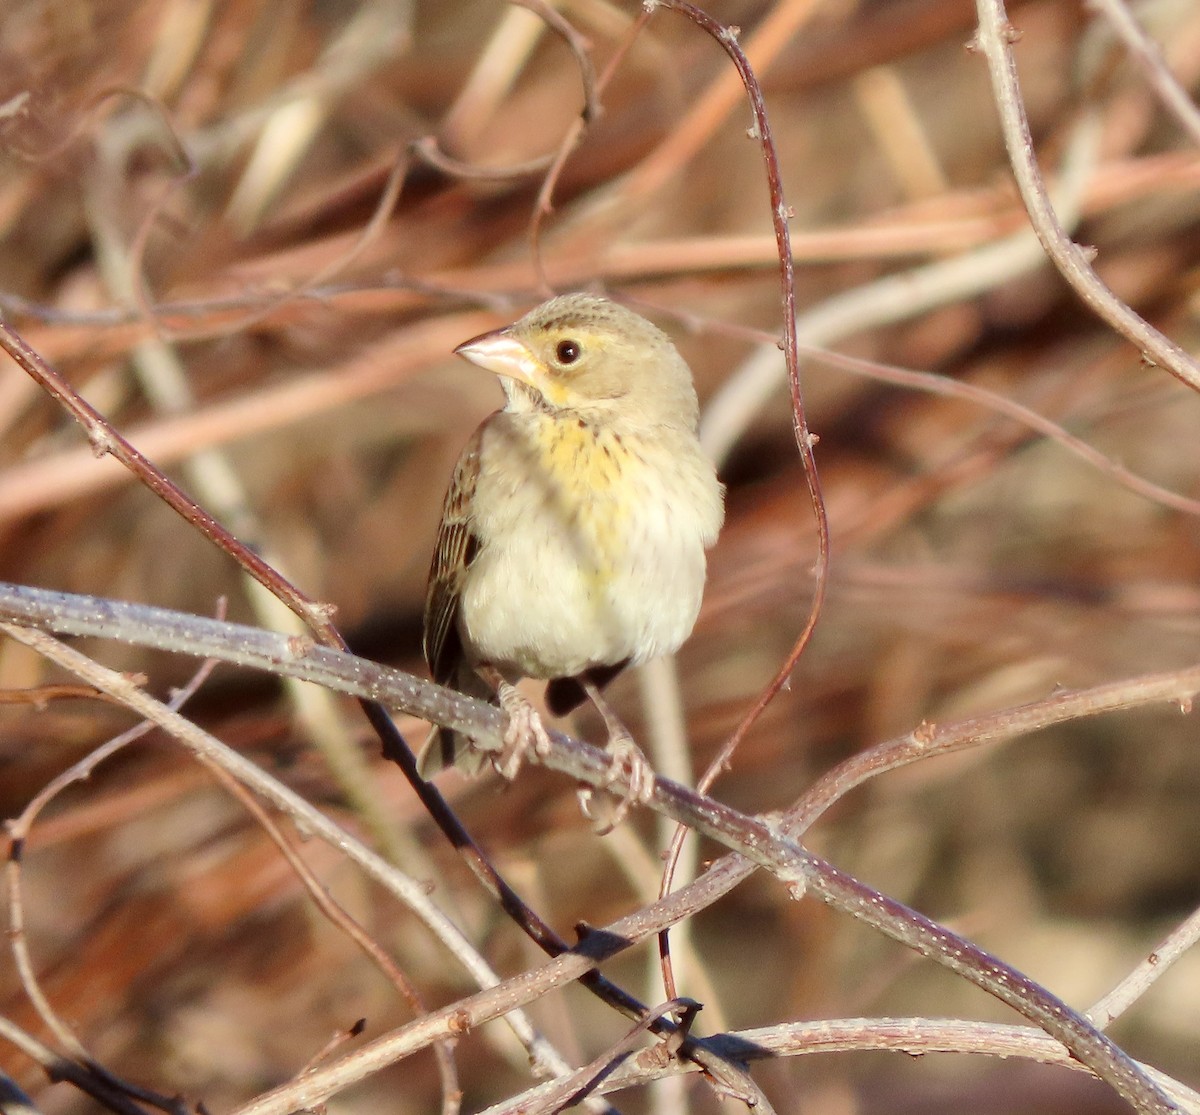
<box><xmin>464</xmin><ymin>408</ymin><xmax>722</xmax><ymax>677</ymax></box>
<box><xmin>538</xmin><ymin>418</ymin><xmax>636</xmax><ymax>572</ymax></box>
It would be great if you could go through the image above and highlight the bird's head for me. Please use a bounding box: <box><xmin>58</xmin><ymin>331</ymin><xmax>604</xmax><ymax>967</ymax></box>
<box><xmin>453</xmin><ymin>293</ymin><xmax>701</xmax><ymax>431</ymax></box>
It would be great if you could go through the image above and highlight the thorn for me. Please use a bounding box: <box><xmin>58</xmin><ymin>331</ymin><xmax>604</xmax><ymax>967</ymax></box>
<box><xmin>309</xmin><ymin>600</ymin><xmax>339</xmax><ymax>622</ymax></box>
<box><xmin>87</xmin><ymin>429</ymin><xmax>115</xmax><ymax>458</ymax></box>
<box><xmin>285</xmin><ymin>634</ymin><xmax>317</xmax><ymax>658</ymax></box>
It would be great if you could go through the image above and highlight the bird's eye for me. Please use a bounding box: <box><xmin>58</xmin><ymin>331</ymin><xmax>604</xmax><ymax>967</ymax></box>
<box><xmin>555</xmin><ymin>339</ymin><xmax>582</xmax><ymax>365</ymax></box>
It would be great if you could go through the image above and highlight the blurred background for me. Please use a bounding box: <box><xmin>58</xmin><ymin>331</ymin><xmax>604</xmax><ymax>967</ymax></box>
<box><xmin>1</xmin><ymin>0</ymin><xmax>1199</xmax><ymax>1111</ymax></box>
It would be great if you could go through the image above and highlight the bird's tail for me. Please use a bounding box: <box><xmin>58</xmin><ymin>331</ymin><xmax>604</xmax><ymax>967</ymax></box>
<box><xmin>544</xmin><ymin>660</ymin><xmax>629</xmax><ymax>716</ymax></box>
<box><xmin>417</xmin><ymin>664</ymin><xmax>496</xmax><ymax>778</ymax></box>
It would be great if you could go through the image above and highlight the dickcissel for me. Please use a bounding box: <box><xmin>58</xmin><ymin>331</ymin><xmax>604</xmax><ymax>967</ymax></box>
<box><xmin>421</xmin><ymin>293</ymin><xmax>724</xmax><ymax>813</ymax></box>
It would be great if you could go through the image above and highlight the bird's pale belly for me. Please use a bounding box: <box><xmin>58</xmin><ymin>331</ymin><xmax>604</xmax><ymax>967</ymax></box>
<box><xmin>459</xmin><ymin>422</ymin><xmax>716</xmax><ymax>679</ymax></box>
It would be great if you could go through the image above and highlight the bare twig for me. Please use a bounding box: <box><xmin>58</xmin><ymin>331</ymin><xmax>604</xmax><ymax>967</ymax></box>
<box><xmin>87</xmin><ymin>120</ymin><xmax>412</xmax><ymax>865</ymax></box>
<box><xmin>0</xmin><ymin>618</ymin><xmax>588</xmax><ymax>1089</ymax></box>
<box><xmin>526</xmin><ymin>5</ymin><xmax>648</xmax><ymax>293</ymax></box>
<box><xmin>0</xmin><ymin>320</ymin><xmax>333</xmax><ymax>633</ymax></box>
<box><xmin>638</xmin><ymin>290</ymin><xmax>1200</xmax><ymax>521</ymax></box>
<box><xmin>646</xmin><ymin>0</ymin><xmax>830</xmax><ymax>1008</ymax></box>
<box><xmin>804</xmin><ymin>342</ymin><xmax>1200</xmax><ymax>518</ymax></box>
<box><xmin>622</xmin><ymin>0</ymin><xmax>821</xmax><ymax>209</ymax></box>
<box><xmin>6</xmin><ymin>655</ymin><xmax>216</xmax><ymax>1063</ymax></box>
<box><xmin>650</xmin><ymin>0</ymin><xmax>831</xmax><ymax>747</ymax></box>
<box><xmin>1087</xmin><ymin>900</ymin><xmax>1200</xmax><ymax>1030</ymax></box>
<box><xmin>488</xmin><ymin>1018</ymin><xmax>1200</xmax><ymax>1110</ymax></box>
<box><xmin>0</xmin><ymin>313</ymin><xmax>496</xmax><ymax>524</ymax></box>
<box><xmin>1088</xmin><ymin>0</ymin><xmax>1200</xmax><ymax>146</ymax></box>
<box><xmin>6</xmin><ymin>580</ymin><xmax>1200</xmax><ymax>828</ymax></box>
<box><xmin>0</xmin><ymin>1018</ymin><xmax>155</xmax><ymax>1115</ymax></box>
<box><xmin>514</xmin><ymin>0</ymin><xmax>600</xmax><ymax>125</ymax></box>
<box><xmin>480</xmin><ymin>1000</ymin><xmax>756</xmax><ymax>1115</ymax></box>
<box><xmin>0</xmin><ymin>595</ymin><xmax>1192</xmax><ymax>1113</ymax></box>
<box><xmin>409</xmin><ymin>134</ymin><xmax>554</xmax><ymax>179</ymax></box>
<box><xmin>195</xmin><ymin>764</ymin><xmax>461</xmax><ymax>1114</ymax></box>
<box><xmin>973</xmin><ymin>0</ymin><xmax>1200</xmax><ymax>392</ymax></box>
<box><xmin>0</xmin><ymin>683</ymin><xmax>129</xmax><ymax>707</ymax></box>
<box><xmin>699</xmin><ymin>108</ymin><xmax>1103</xmax><ymax>466</ymax></box>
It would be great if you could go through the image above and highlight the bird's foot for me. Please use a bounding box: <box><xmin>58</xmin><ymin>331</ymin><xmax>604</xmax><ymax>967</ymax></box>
<box><xmin>576</xmin><ymin>680</ymin><xmax>655</xmax><ymax>832</ymax></box>
<box><xmin>579</xmin><ymin>727</ymin><xmax>655</xmax><ymax>834</ymax></box>
<box><xmin>494</xmin><ymin>681</ymin><xmax>553</xmax><ymax>780</ymax></box>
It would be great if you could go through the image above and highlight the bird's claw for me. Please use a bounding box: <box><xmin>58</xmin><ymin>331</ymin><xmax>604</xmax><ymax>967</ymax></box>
<box><xmin>579</xmin><ymin>730</ymin><xmax>655</xmax><ymax>834</ymax></box>
<box><xmin>494</xmin><ymin>682</ymin><xmax>553</xmax><ymax>780</ymax></box>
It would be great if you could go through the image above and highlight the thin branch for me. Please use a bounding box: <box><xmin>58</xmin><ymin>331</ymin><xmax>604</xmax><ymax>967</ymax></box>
<box><xmin>1087</xmin><ymin>899</ymin><xmax>1200</xmax><ymax>1030</ymax></box>
<box><xmin>0</xmin><ymin>621</ymin><xmax>586</xmax><ymax>1093</ymax></box>
<box><xmin>0</xmin><ymin>319</ymin><xmax>333</xmax><ymax>633</ymax></box>
<box><xmin>195</xmin><ymin>763</ymin><xmax>461</xmax><ymax>1115</ymax></box>
<box><xmin>804</xmin><ymin>342</ymin><xmax>1200</xmax><ymax>518</ymax></box>
<box><xmin>647</xmin><ymin>0</ymin><xmax>830</xmax><ymax>1007</ymax></box>
<box><xmin>409</xmin><ymin>134</ymin><xmax>554</xmax><ymax>179</ymax></box>
<box><xmin>0</xmin><ymin>1017</ymin><xmax>155</xmax><ymax>1115</ymax></box>
<box><xmin>489</xmin><ymin>1017</ymin><xmax>1200</xmax><ymax>1111</ymax></box>
<box><xmin>635</xmin><ymin>290</ymin><xmax>1200</xmax><ymax>522</ymax></box>
<box><xmin>657</xmin><ymin>0</ymin><xmax>834</xmax><ymax>739</ymax></box>
<box><xmin>6</xmin><ymin>657</ymin><xmax>217</xmax><ymax>1063</ymax></box>
<box><xmin>699</xmin><ymin>107</ymin><xmax>1102</xmax><ymax>466</ymax></box>
<box><xmin>781</xmin><ymin>676</ymin><xmax>1200</xmax><ymax>839</ymax></box>
<box><xmin>481</xmin><ymin>1000</ymin><xmax>765</xmax><ymax>1115</ymax></box>
<box><xmin>1088</xmin><ymin>0</ymin><xmax>1200</xmax><ymax>147</ymax></box>
<box><xmin>6</xmin><ymin>580</ymin><xmax>1200</xmax><ymax>826</ymax></box>
<box><xmin>973</xmin><ymin>0</ymin><xmax>1200</xmax><ymax>392</ymax></box>
<box><xmin>525</xmin><ymin>5</ymin><xmax>645</xmax><ymax>294</ymax></box>
<box><xmin>0</xmin><ymin>597</ymin><xmax>1193</xmax><ymax>1113</ymax></box>
<box><xmin>621</xmin><ymin>0</ymin><xmax>821</xmax><ymax>209</ymax></box>
<box><xmin>0</xmin><ymin>313</ymin><xmax>496</xmax><ymax>524</ymax></box>
<box><xmin>0</xmin><ymin>622</ymin><xmax>771</xmax><ymax>1111</ymax></box>
<box><xmin>513</xmin><ymin>0</ymin><xmax>600</xmax><ymax>125</ymax></box>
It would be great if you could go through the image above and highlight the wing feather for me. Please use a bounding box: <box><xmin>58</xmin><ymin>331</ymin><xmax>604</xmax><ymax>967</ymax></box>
<box><xmin>423</xmin><ymin>425</ymin><xmax>484</xmax><ymax>685</ymax></box>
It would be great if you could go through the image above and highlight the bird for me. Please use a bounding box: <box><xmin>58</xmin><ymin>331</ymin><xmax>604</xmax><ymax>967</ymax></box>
<box><xmin>421</xmin><ymin>292</ymin><xmax>724</xmax><ymax>819</ymax></box>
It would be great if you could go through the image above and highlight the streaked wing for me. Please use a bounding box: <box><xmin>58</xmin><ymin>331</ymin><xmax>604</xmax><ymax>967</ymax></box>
<box><xmin>423</xmin><ymin>425</ymin><xmax>484</xmax><ymax>685</ymax></box>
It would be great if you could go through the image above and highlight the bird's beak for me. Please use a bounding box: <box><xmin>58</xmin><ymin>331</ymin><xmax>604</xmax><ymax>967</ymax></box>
<box><xmin>454</xmin><ymin>328</ymin><xmax>543</xmax><ymax>392</ymax></box>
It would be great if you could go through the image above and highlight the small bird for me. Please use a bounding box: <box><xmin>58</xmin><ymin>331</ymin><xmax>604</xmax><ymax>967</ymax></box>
<box><xmin>421</xmin><ymin>293</ymin><xmax>724</xmax><ymax>815</ymax></box>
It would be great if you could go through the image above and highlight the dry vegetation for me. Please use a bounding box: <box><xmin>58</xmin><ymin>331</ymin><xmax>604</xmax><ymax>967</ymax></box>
<box><xmin>2</xmin><ymin>0</ymin><xmax>1200</xmax><ymax>1113</ymax></box>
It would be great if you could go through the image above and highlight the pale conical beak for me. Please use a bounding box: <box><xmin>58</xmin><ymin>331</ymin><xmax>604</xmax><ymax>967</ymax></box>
<box><xmin>454</xmin><ymin>328</ymin><xmax>543</xmax><ymax>391</ymax></box>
